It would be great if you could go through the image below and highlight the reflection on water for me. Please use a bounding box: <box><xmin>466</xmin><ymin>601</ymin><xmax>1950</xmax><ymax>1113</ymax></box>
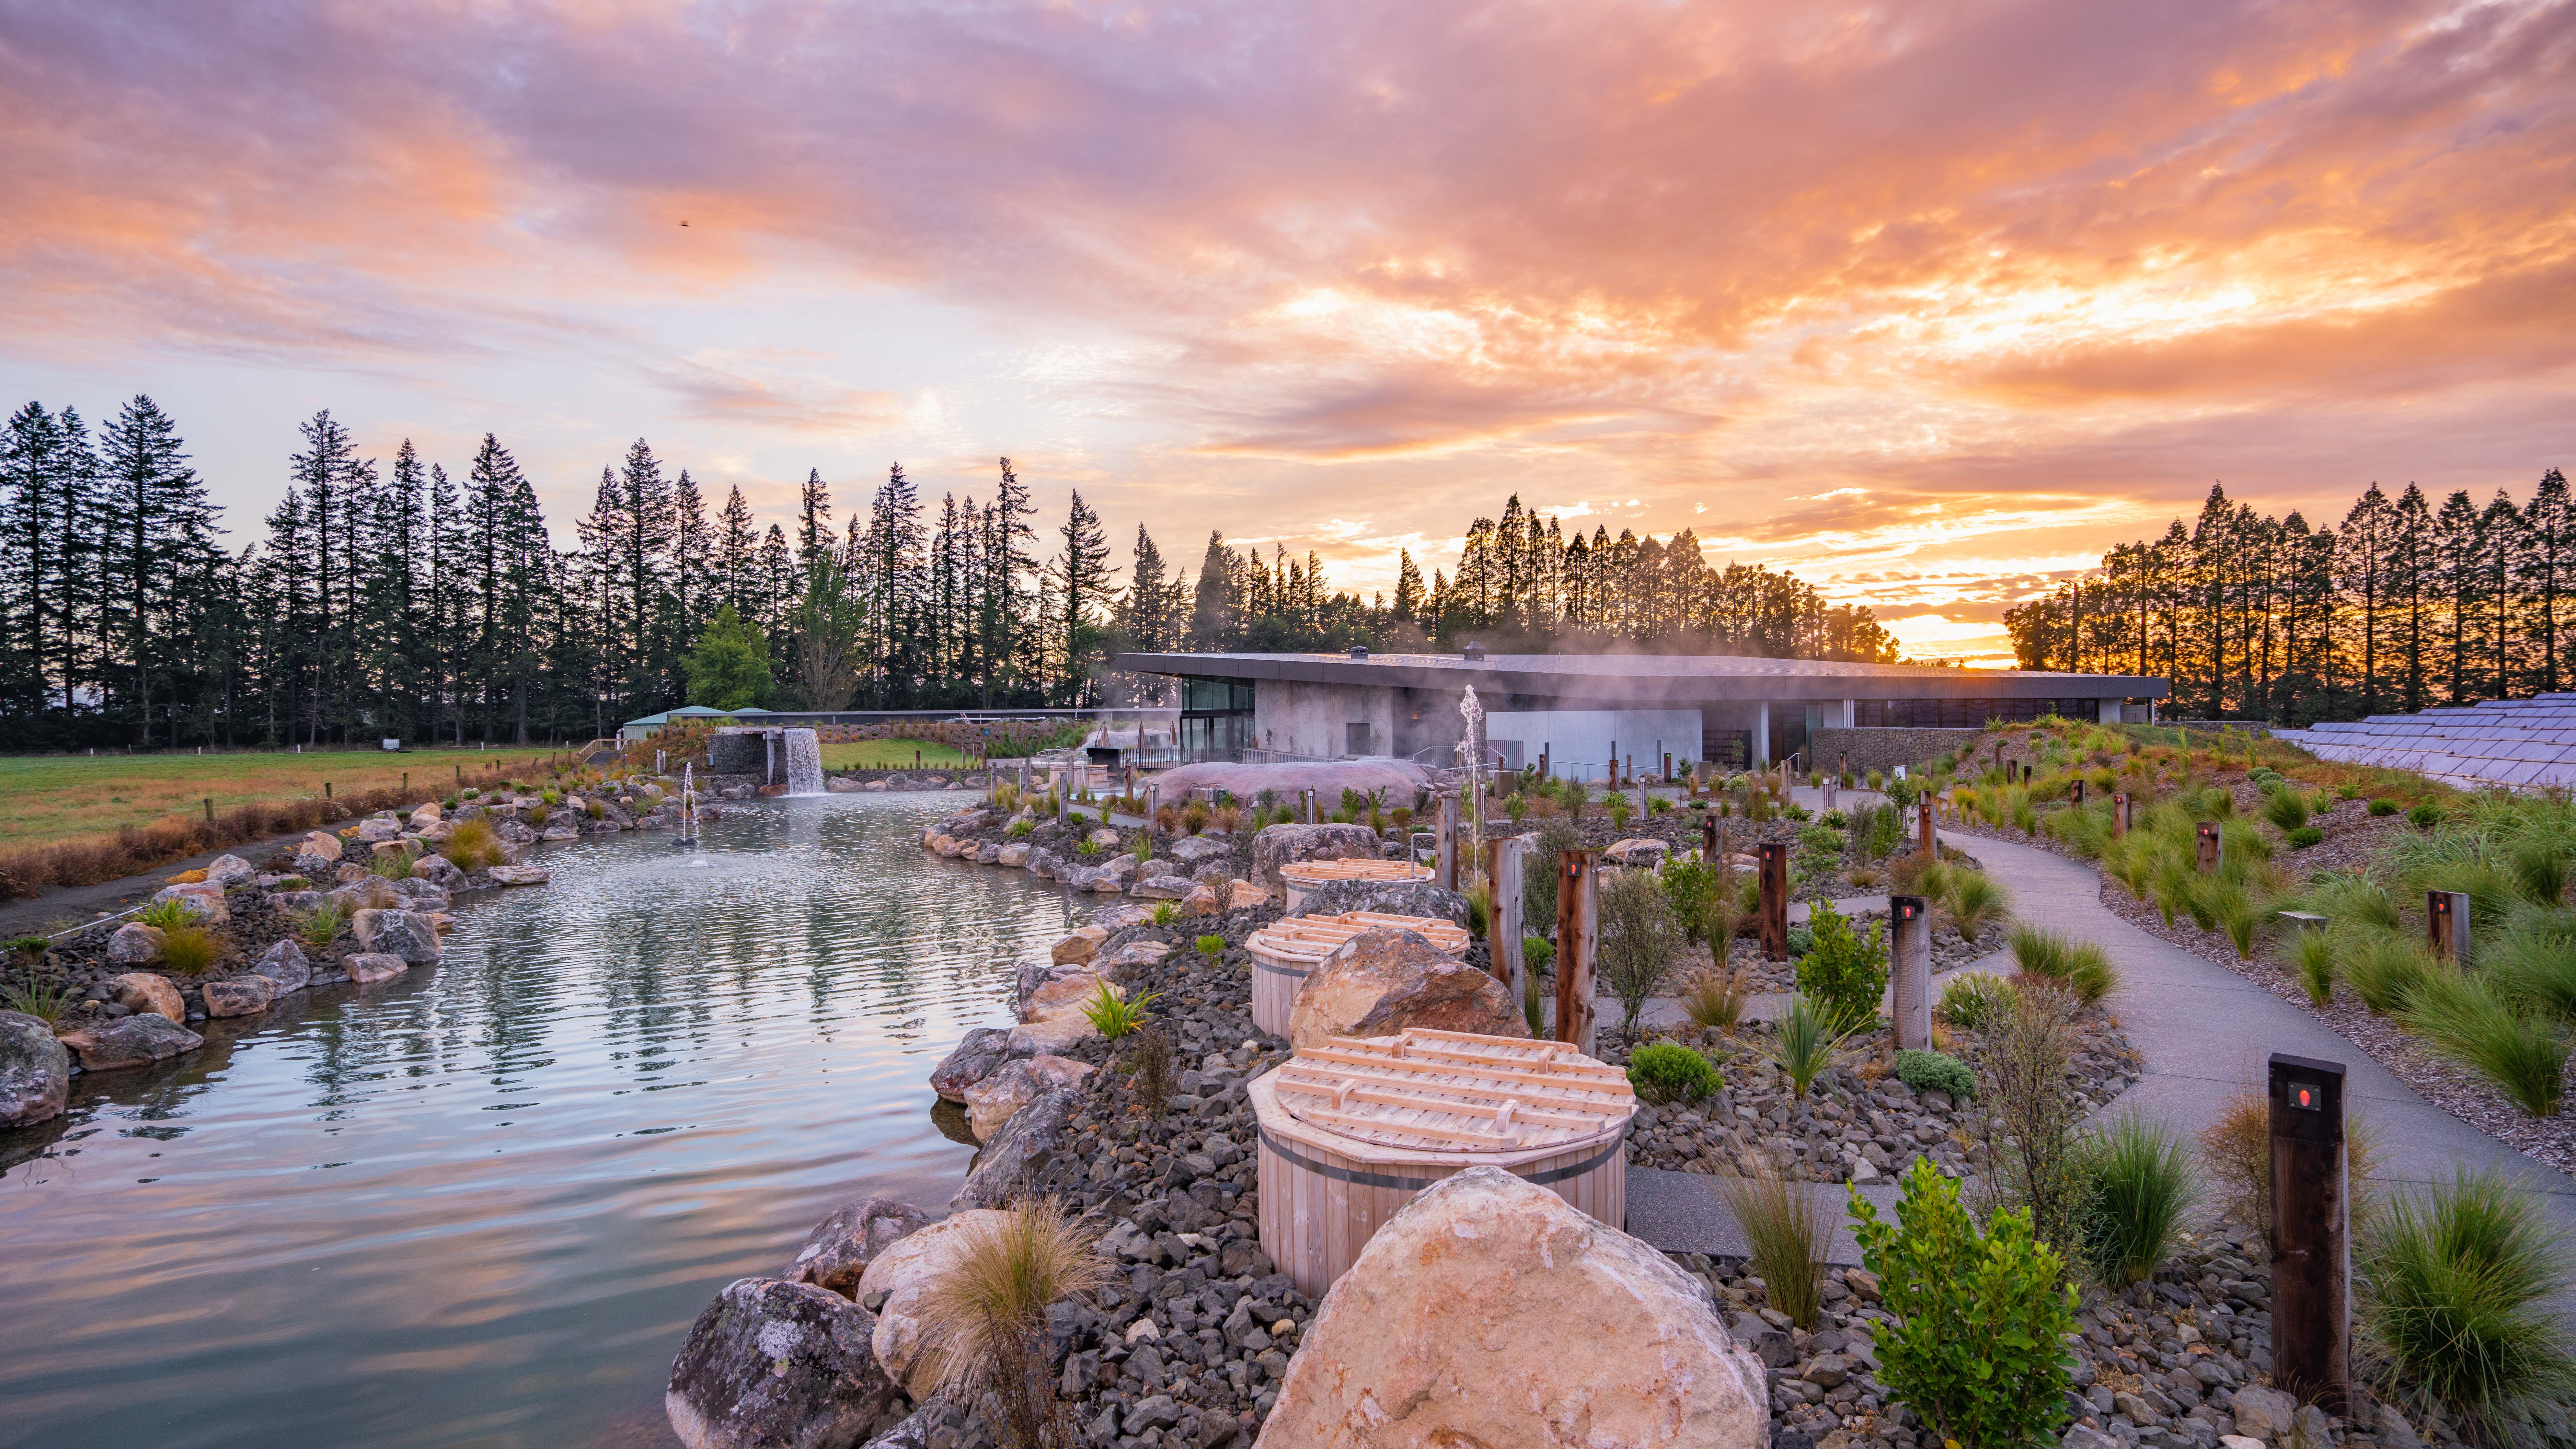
<box><xmin>0</xmin><ymin>793</ymin><xmax>1075</xmax><ymax>1449</ymax></box>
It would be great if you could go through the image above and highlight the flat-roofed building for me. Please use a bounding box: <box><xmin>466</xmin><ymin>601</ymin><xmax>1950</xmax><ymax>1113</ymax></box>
<box><xmin>1114</xmin><ymin>648</ymin><xmax>2168</xmax><ymax>776</ymax></box>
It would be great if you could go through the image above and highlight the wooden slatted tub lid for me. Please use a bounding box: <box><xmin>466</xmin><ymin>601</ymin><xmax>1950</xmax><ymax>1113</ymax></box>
<box><xmin>1246</xmin><ymin>912</ymin><xmax>1472</xmax><ymax>961</ymax></box>
<box><xmin>1269</xmin><ymin>1029</ymin><xmax>1634</xmax><ymax>1153</ymax></box>
<box><xmin>1276</xmin><ymin>858</ymin><xmax>1432</xmax><ymax>885</ymax></box>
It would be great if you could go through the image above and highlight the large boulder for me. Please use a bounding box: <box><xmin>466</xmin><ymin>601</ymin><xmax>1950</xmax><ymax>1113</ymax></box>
<box><xmin>1288</xmin><ymin>930</ymin><xmax>1528</xmax><ymax>1049</ymax></box>
<box><xmin>251</xmin><ymin>939</ymin><xmax>312</xmax><ymax>993</ymax></box>
<box><xmin>351</xmin><ymin>908</ymin><xmax>442</xmax><ymax>964</ymax></box>
<box><xmin>106</xmin><ymin>922</ymin><xmax>167</xmax><ymax>965</ymax></box>
<box><xmin>1017</xmin><ymin>964</ymin><xmax>1103</xmax><ymax>1024</ymax></box>
<box><xmin>1156</xmin><ymin>758</ymin><xmax>1432</xmax><ymax>809</ymax></box>
<box><xmin>409</xmin><ymin>854</ymin><xmax>460</xmax><ymax>890</ymax></box>
<box><xmin>203</xmin><ymin>976</ymin><xmax>276</xmax><ymax>1018</ymax></box>
<box><xmin>152</xmin><ymin>883</ymin><xmax>229</xmax><ymax>925</ymax></box>
<box><xmin>1051</xmin><ymin>926</ymin><xmax>1107</xmax><ymax>966</ymax></box>
<box><xmin>952</xmin><ymin>1088</ymin><xmax>1079</xmax><ymax>1211</ymax></box>
<box><xmin>1290</xmin><ymin>877</ymin><xmax>1473</xmax><ymax>926</ymax></box>
<box><xmin>57</xmin><ymin>1013</ymin><xmax>203</xmax><ymax>1072</ymax></box>
<box><xmin>105</xmin><ymin>972</ymin><xmax>185</xmax><ymax>1022</ymax></box>
<box><xmin>1165</xmin><ymin>835</ymin><xmax>1232</xmax><ymax>867</ymax></box>
<box><xmin>855</xmin><ymin>1209</ymin><xmax>1018</xmax><ymax>1396</ymax></box>
<box><xmin>0</xmin><ymin>1010</ymin><xmax>70</xmax><ymax>1127</ymax></box>
<box><xmin>202</xmin><ymin>854</ymin><xmax>259</xmax><ymax>888</ymax></box>
<box><xmin>1252</xmin><ymin>824</ymin><xmax>1386</xmax><ymax>897</ymax></box>
<box><xmin>1255</xmin><ymin>1166</ymin><xmax>1768</xmax><ymax>1449</ymax></box>
<box><xmin>1130</xmin><ymin>876</ymin><xmax>1194</xmax><ymax>900</ymax></box>
<box><xmin>299</xmin><ymin>830</ymin><xmax>345</xmax><ymax>863</ymax></box>
<box><xmin>1007</xmin><ymin>1016</ymin><xmax>1099</xmax><ymax>1055</ymax></box>
<box><xmin>1605</xmin><ymin>837</ymin><xmax>1670</xmax><ymax>868</ymax></box>
<box><xmin>783</xmin><ymin>1195</ymin><xmax>930</xmax><ymax>1298</ymax></box>
<box><xmin>485</xmin><ymin>864</ymin><xmax>549</xmax><ymax>886</ymax></box>
<box><xmin>663</xmin><ymin>1277</ymin><xmax>897</xmax><ymax>1449</ymax></box>
<box><xmin>963</xmin><ymin>1054</ymin><xmax>1094</xmax><ymax>1142</ymax></box>
<box><xmin>928</xmin><ymin>1026</ymin><xmax>1035</xmax><ymax>1103</ymax></box>
<box><xmin>341</xmin><ymin>953</ymin><xmax>409</xmax><ymax>985</ymax></box>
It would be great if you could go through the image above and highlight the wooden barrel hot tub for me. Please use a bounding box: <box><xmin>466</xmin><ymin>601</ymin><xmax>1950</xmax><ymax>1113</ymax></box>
<box><xmin>1275</xmin><ymin>857</ymin><xmax>1432</xmax><ymax>913</ymax></box>
<box><xmin>1250</xmin><ymin>1028</ymin><xmax>1634</xmax><ymax>1297</ymax></box>
<box><xmin>1244</xmin><ymin>912</ymin><xmax>1475</xmax><ymax>1038</ymax></box>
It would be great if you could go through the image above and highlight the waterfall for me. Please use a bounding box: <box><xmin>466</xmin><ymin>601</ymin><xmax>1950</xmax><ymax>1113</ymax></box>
<box><xmin>782</xmin><ymin>728</ymin><xmax>826</xmax><ymax>797</ymax></box>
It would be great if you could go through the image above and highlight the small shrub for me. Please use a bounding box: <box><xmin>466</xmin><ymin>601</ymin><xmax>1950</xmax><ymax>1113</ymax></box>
<box><xmin>1684</xmin><ymin>971</ymin><xmax>1747</xmax><ymax>1035</ymax></box>
<box><xmin>2263</xmin><ymin>789</ymin><xmax>2311</xmax><ymax>830</ymax></box>
<box><xmin>1849</xmin><ymin>1159</ymin><xmax>2079</xmax><ymax>1449</ymax></box>
<box><xmin>1936</xmin><ymin>971</ymin><xmax>2017</xmax><ymax>1030</ymax></box>
<box><xmin>1765</xmin><ymin>994</ymin><xmax>1854</xmax><ymax>1102</ymax></box>
<box><xmin>2408</xmin><ymin>802</ymin><xmax>2444</xmax><ymax>829</ymax></box>
<box><xmin>1795</xmin><ymin>899</ymin><xmax>1887</xmax><ymax>1034</ymax></box>
<box><xmin>1125</xmin><ymin>1027</ymin><xmax>1174</xmax><ymax>1114</ymax></box>
<box><xmin>1892</xmin><ymin>1048</ymin><xmax>1974</xmax><ymax>1099</ymax></box>
<box><xmin>8</xmin><ymin>934</ymin><xmax>45</xmax><ymax>957</ymax></box>
<box><xmin>2</xmin><ymin>971</ymin><xmax>74</xmax><ymax>1023</ymax></box>
<box><xmin>298</xmin><ymin>901</ymin><xmax>348</xmax><ymax>951</ymax></box>
<box><xmin>1598</xmin><ymin>870</ymin><xmax>1683</xmax><ymax>1038</ymax></box>
<box><xmin>2007</xmin><ymin>924</ymin><xmax>2118</xmax><ymax>1006</ymax></box>
<box><xmin>2360</xmin><ymin>1170</ymin><xmax>2576</xmax><ymax>1433</ymax></box>
<box><xmin>1194</xmin><ymin>933</ymin><xmax>1225</xmax><ymax>965</ymax></box>
<box><xmin>2293</xmin><ymin>929</ymin><xmax>2338</xmax><ymax>1005</ymax></box>
<box><xmin>157</xmin><ymin>925</ymin><xmax>220</xmax><ymax>976</ymax></box>
<box><xmin>2371</xmin><ymin>798</ymin><xmax>2400</xmax><ymax>816</ymax></box>
<box><xmin>1182</xmin><ymin>802</ymin><xmax>1210</xmax><ymax>834</ymax></box>
<box><xmin>1080</xmin><ymin>980</ymin><xmax>1161</xmax><ymax>1043</ymax></box>
<box><xmin>136</xmin><ymin>898</ymin><xmax>193</xmax><ymax>932</ymax></box>
<box><xmin>1522</xmin><ymin>935</ymin><xmax>1554</xmax><ymax>974</ymax></box>
<box><xmin>1725</xmin><ymin>1166</ymin><xmax>1828</xmax><ymax>1330</ymax></box>
<box><xmin>1149</xmin><ymin>900</ymin><xmax>1179</xmax><ymax>927</ymax></box>
<box><xmin>2072</xmin><ymin>1115</ymin><xmax>2197</xmax><ymax>1288</ymax></box>
<box><xmin>2286</xmin><ymin>825</ymin><xmax>2325</xmax><ymax>849</ymax></box>
<box><xmin>1626</xmin><ymin>1042</ymin><xmax>1723</xmax><ymax>1104</ymax></box>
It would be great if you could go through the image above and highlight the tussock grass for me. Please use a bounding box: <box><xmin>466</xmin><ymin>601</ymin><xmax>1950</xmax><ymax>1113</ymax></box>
<box><xmin>1684</xmin><ymin>970</ymin><xmax>1746</xmax><ymax>1035</ymax></box>
<box><xmin>439</xmin><ymin>817</ymin><xmax>505</xmax><ymax>871</ymax></box>
<box><xmin>2006</xmin><ymin>925</ymin><xmax>2118</xmax><ymax>1006</ymax></box>
<box><xmin>156</xmin><ymin>925</ymin><xmax>220</xmax><ymax>976</ymax></box>
<box><xmin>1721</xmin><ymin>1166</ymin><xmax>1828</xmax><ymax>1331</ymax></box>
<box><xmin>918</xmin><ymin>1196</ymin><xmax>1115</xmax><ymax>1447</ymax></box>
<box><xmin>2361</xmin><ymin>1170</ymin><xmax>2576</xmax><ymax>1434</ymax></box>
<box><xmin>2075</xmin><ymin>1114</ymin><xmax>2197</xmax><ymax>1289</ymax></box>
<box><xmin>2400</xmin><ymin>972</ymin><xmax>2567</xmax><ymax>1118</ymax></box>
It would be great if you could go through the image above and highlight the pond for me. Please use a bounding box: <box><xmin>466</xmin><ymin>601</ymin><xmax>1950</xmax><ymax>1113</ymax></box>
<box><xmin>0</xmin><ymin>793</ymin><xmax>1078</xmax><ymax>1449</ymax></box>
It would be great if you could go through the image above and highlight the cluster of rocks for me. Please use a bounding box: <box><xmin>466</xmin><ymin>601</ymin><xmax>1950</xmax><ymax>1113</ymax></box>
<box><xmin>1</xmin><ymin>797</ymin><xmax>571</xmax><ymax>1130</ymax></box>
<box><xmin>823</xmin><ymin>770</ymin><xmax>991</xmax><ymax>794</ymax></box>
<box><xmin>920</xmin><ymin>804</ymin><xmax>1290</xmax><ymax>913</ymax></box>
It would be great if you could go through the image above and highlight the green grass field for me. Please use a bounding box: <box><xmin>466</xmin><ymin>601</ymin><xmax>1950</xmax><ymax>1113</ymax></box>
<box><xmin>819</xmin><ymin>738</ymin><xmax>972</xmax><ymax>771</ymax></box>
<box><xmin>0</xmin><ymin>748</ymin><xmax>565</xmax><ymax>849</ymax></box>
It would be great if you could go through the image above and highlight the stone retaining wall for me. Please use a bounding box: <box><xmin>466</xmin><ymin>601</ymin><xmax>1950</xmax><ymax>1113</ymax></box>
<box><xmin>1809</xmin><ymin>726</ymin><xmax>1983</xmax><ymax>773</ymax></box>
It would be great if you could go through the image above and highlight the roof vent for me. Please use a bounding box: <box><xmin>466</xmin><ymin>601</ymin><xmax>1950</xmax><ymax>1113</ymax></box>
<box><xmin>1349</xmin><ymin>644</ymin><xmax>1369</xmax><ymax>659</ymax></box>
<box><xmin>1462</xmin><ymin>641</ymin><xmax>1486</xmax><ymax>663</ymax></box>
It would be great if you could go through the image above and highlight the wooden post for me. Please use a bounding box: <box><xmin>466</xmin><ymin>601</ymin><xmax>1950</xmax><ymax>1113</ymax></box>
<box><xmin>2427</xmin><ymin>890</ymin><xmax>2471</xmax><ymax>965</ymax></box>
<box><xmin>324</xmin><ymin>780</ymin><xmax>332</xmax><ymax>800</ymax></box>
<box><xmin>1917</xmin><ymin>800</ymin><xmax>1935</xmax><ymax>858</ymax></box>
<box><xmin>2069</xmin><ymin>778</ymin><xmax>2085</xmax><ymax>805</ymax></box>
<box><xmin>1891</xmin><ymin>894</ymin><xmax>1932</xmax><ymax>1050</ymax></box>
<box><xmin>2269</xmin><ymin>1052</ymin><xmax>2351</xmax><ymax>1412</ymax></box>
<box><xmin>2196</xmin><ymin>820</ymin><xmax>2220</xmax><ymax>874</ymax></box>
<box><xmin>1493</xmin><ymin>836</ymin><xmax>1526</xmax><ymax>1001</ymax></box>
<box><xmin>1663</xmin><ymin>751</ymin><xmax>1672</xmax><ymax>782</ymax></box>
<box><xmin>1609</xmin><ymin>740</ymin><xmax>1618</xmax><ymax>786</ymax></box>
<box><xmin>203</xmin><ymin>797</ymin><xmax>214</xmax><ymax>824</ymax></box>
<box><xmin>1701</xmin><ymin>813</ymin><xmax>1718</xmax><ymax>864</ymax></box>
<box><xmin>1757</xmin><ymin>840</ymin><xmax>1789</xmax><ymax>961</ymax></box>
<box><xmin>1556</xmin><ymin>849</ymin><xmax>1598</xmax><ymax>1053</ymax></box>
<box><xmin>1539</xmin><ymin>744</ymin><xmax>1549</xmax><ymax>780</ymax></box>
<box><xmin>1437</xmin><ymin>793</ymin><xmax>1459</xmax><ymax>891</ymax></box>
<box><xmin>2113</xmin><ymin>791</ymin><xmax>2131</xmax><ymax>836</ymax></box>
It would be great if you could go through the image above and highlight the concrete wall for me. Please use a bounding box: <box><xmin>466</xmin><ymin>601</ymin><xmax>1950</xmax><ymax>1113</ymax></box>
<box><xmin>1253</xmin><ymin>679</ymin><xmax>1404</xmax><ymax>759</ymax></box>
<box><xmin>1485</xmin><ymin>709</ymin><xmax>1706</xmax><ymax>780</ymax></box>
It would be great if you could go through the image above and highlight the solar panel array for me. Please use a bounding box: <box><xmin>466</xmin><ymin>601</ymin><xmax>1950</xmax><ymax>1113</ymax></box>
<box><xmin>2271</xmin><ymin>694</ymin><xmax>2576</xmax><ymax>791</ymax></box>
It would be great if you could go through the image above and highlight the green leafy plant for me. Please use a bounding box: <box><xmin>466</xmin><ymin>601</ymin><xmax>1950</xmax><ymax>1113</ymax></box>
<box><xmin>1598</xmin><ymin>870</ymin><xmax>1683</xmax><ymax>1038</ymax></box>
<box><xmin>299</xmin><ymin>900</ymin><xmax>348</xmax><ymax>951</ymax></box>
<box><xmin>1794</xmin><ymin>899</ymin><xmax>1887</xmax><ymax>1033</ymax></box>
<box><xmin>1078</xmin><ymin>980</ymin><xmax>1161</xmax><ymax>1043</ymax></box>
<box><xmin>1849</xmin><ymin>1159</ymin><xmax>2078</xmax><ymax>1449</ymax></box>
<box><xmin>1660</xmin><ymin>858</ymin><xmax>1718</xmax><ymax>946</ymax></box>
<box><xmin>2072</xmin><ymin>1114</ymin><xmax>2197</xmax><ymax>1288</ymax></box>
<box><xmin>2286</xmin><ymin>825</ymin><xmax>2325</xmax><ymax>849</ymax></box>
<box><xmin>1725</xmin><ymin>1166</ymin><xmax>1828</xmax><ymax>1330</ymax></box>
<box><xmin>1936</xmin><ymin>971</ymin><xmax>2018</xmax><ymax>1030</ymax></box>
<box><xmin>2006</xmin><ymin>924</ymin><xmax>2119</xmax><ymax>1006</ymax></box>
<box><xmin>136</xmin><ymin>897</ymin><xmax>193</xmax><ymax>932</ymax></box>
<box><xmin>1522</xmin><ymin>935</ymin><xmax>1554</xmax><ymax>974</ymax></box>
<box><xmin>2359</xmin><ymin>1169</ymin><xmax>2576</xmax><ymax>1433</ymax></box>
<box><xmin>9</xmin><ymin>933</ymin><xmax>51</xmax><ymax>958</ymax></box>
<box><xmin>1006</xmin><ymin>817</ymin><xmax>1035</xmax><ymax>838</ymax></box>
<box><xmin>2408</xmin><ymin>801</ymin><xmax>2445</xmax><ymax>829</ymax></box>
<box><xmin>1893</xmin><ymin>1048</ymin><xmax>1974</xmax><ymax>1099</ymax></box>
<box><xmin>2</xmin><ymin>971</ymin><xmax>74</xmax><ymax>1023</ymax></box>
<box><xmin>1194</xmin><ymin>933</ymin><xmax>1225</xmax><ymax>966</ymax></box>
<box><xmin>1765</xmin><ymin>994</ymin><xmax>1854</xmax><ymax>1102</ymax></box>
<box><xmin>157</xmin><ymin>924</ymin><xmax>220</xmax><ymax>976</ymax></box>
<box><xmin>1149</xmin><ymin>900</ymin><xmax>1179</xmax><ymax>928</ymax></box>
<box><xmin>1626</xmin><ymin>1041</ymin><xmax>1723</xmax><ymax>1104</ymax></box>
<box><xmin>2371</xmin><ymin>798</ymin><xmax>2400</xmax><ymax>816</ymax></box>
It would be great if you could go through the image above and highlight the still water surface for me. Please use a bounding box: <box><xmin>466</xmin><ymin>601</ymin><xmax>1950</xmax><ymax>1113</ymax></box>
<box><xmin>0</xmin><ymin>793</ymin><xmax>1074</xmax><ymax>1449</ymax></box>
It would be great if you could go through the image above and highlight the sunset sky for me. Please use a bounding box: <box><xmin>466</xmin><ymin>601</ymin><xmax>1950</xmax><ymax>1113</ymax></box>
<box><xmin>3</xmin><ymin>0</ymin><xmax>2570</xmax><ymax>663</ymax></box>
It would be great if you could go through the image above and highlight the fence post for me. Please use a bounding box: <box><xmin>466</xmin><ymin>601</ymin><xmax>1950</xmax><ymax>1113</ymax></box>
<box><xmin>2269</xmin><ymin>1052</ymin><xmax>2352</xmax><ymax>1412</ymax></box>
<box><xmin>1556</xmin><ymin>849</ymin><xmax>1598</xmax><ymax>1054</ymax></box>
<box><xmin>204</xmin><ymin>798</ymin><xmax>214</xmax><ymax>824</ymax></box>
<box><xmin>1891</xmin><ymin>894</ymin><xmax>1932</xmax><ymax>1050</ymax></box>
<box><xmin>1492</xmin><ymin>836</ymin><xmax>1526</xmax><ymax>1001</ymax></box>
<box><xmin>2427</xmin><ymin>890</ymin><xmax>2471</xmax><ymax>965</ymax></box>
<box><xmin>1758</xmin><ymin>840</ymin><xmax>1790</xmax><ymax>961</ymax></box>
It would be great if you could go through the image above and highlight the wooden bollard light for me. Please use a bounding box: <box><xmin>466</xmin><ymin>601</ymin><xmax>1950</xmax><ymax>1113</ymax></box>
<box><xmin>2269</xmin><ymin>1052</ymin><xmax>2351</xmax><ymax>1412</ymax></box>
<box><xmin>1701</xmin><ymin>813</ymin><xmax>1718</xmax><ymax>864</ymax></box>
<box><xmin>1891</xmin><ymin>894</ymin><xmax>1932</xmax><ymax>1050</ymax></box>
<box><xmin>1556</xmin><ymin>849</ymin><xmax>1599</xmax><ymax>1053</ymax></box>
<box><xmin>1916</xmin><ymin>800</ymin><xmax>1935</xmax><ymax>858</ymax></box>
<box><xmin>2112</xmin><ymin>790</ymin><xmax>2131</xmax><ymax>836</ymax></box>
<box><xmin>2427</xmin><ymin>890</ymin><xmax>2470</xmax><ymax>964</ymax></box>
<box><xmin>1757</xmin><ymin>841</ymin><xmax>1790</xmax><ymax>961</ymax></box>
<box><xmin>2069</xmin><ymin>778</ymin><xmax>2085</xmax><ymax>805</ymax></box>
<box><xmin>2196</xmin><ymin>820</ymin><xmax>2220</xmax><ymax>874</ymax></box>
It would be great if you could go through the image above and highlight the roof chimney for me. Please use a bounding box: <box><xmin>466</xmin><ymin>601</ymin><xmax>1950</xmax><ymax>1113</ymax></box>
<box><xmin>1349</xmin><ymin>644</ymin><xmax>1369</xmax><ymax>659</ymax></box>
<box><xmin>1462</xmin><ymin>641</ymin><xmax>1486</xmax><ymax>663</ymax></box>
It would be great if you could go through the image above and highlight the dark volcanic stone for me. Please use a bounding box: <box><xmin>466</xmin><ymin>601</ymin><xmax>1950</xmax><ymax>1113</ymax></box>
<box><xmin>782</xmin><ymin>1195</ymin><xmax>930</xmax><ymax>1298</ymax></box>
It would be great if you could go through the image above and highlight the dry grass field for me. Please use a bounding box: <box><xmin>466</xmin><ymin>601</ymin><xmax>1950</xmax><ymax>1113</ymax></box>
<box><xmin>0</xmin><ymin>747</ymin><xmax>563</xmax><ymax>850</ymax></box>
<box><xmin>818</xmin><ymin>738</ymin><xmax>971</xmax><ymax>770</ymax></box>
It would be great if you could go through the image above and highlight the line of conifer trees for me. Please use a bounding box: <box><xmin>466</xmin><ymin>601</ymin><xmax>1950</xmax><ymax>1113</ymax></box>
<box><xmin>2005</xmin><ymin>472</ymin><xmax>2576</xmax><ymax>725</ymax></box>
<box><xmin>0</xmin><ymin>396</ymin><xmax>1901</xmax><ymax>751</ymax></box>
